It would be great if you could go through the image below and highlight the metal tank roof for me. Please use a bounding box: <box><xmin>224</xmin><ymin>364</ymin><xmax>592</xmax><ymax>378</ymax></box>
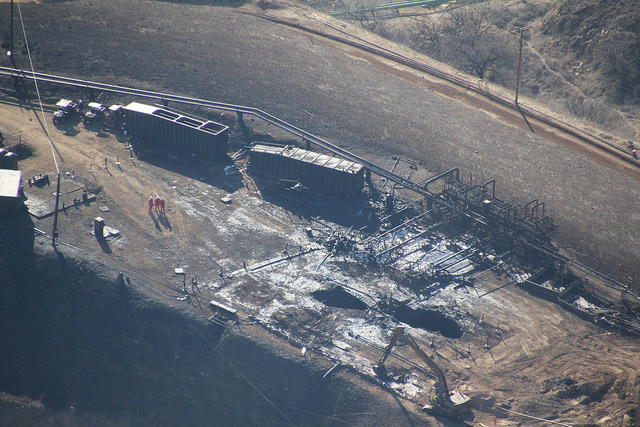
<box><xmin>0</xmin><ymin>169</ymin><xmax>22</xmax><ymax>198</ymax></box>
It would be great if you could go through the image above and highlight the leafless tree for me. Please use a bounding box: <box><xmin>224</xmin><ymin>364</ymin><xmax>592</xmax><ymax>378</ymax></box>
<box><xmin>409</xmin><ymin>3</ymin><xmax>511</xmax><ymax>81</ymax></box>
<box><xmin>566</xmin><ymin>95</ymin><xmax>620</xmax><ymax>126</ymax></box>
<box><xmin>348</xmin><ymin>2</ymin><xmax>390</xmax><ymax>36</ymax></box>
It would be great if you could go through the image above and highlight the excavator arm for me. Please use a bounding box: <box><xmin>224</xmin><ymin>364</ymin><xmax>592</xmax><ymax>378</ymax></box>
<box><xmin>375</xmin><ymin>325</ymin><xmax>405</xmax><ymax>369</ymax></box>
<box><xmin>375</xmin><ymin>326</ymin><xmax>470</xmax><ymax>416</ymax></box>
<box><xmin>401</xmin><ymin>329</ymin><xmax>452</xmax><ymax>405</ymax></box>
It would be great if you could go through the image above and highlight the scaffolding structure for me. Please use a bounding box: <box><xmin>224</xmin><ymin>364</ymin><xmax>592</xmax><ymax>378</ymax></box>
<box><xmin>421</xmin><ymin>168</ymin><xmax>555</xmax><ymax>245</ymax></box>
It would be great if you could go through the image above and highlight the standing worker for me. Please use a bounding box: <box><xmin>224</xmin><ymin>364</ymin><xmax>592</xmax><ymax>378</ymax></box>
<box><xmin>148</xmin><ymin>196</ymin><xmax>154</xmax><ymax>213</ymax></box>
<box><xmin>160</xmin><ymin>197</ymin><xmax>166</xmax><ymax>214</ymax></box>
<box><xmin>632</xmin><ymin>149</ymin><xmax>638</xmax><ymax>160</ymax></box>
<box><xmin>154</xmin><ymin>195</ymin><xmax>161</xmax><ymax>212</ymax></box>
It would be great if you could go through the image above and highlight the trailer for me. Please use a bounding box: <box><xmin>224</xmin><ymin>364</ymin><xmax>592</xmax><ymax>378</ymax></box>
<box><xmin>248</xmin><ymin>143</ymin><xmax>364</xmax><ymax>194</ymax></box>
<box><xmin>0</xmin><ymin>169</ymin><xmax>22</xmax><ymax>214</ymax></box>
<box><xmin>123</xmin><ymin>102</ymin><xmax>229</xmax><ymax>159</ymax></box>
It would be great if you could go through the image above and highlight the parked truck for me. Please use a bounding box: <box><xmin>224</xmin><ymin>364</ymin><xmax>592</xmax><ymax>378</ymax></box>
<box><xmin>52</xmin><ymin>99</ymin><xmax>78</xmax><ymax>125</ymax></box>
<box><xmin>83</xmin><ymin>102</ymin><xmax>107</xmax><ymax>126</ymax></box>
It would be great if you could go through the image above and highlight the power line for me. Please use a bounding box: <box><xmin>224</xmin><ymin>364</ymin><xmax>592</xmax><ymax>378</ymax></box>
<box><xmin>510</xmin><ymin>24</ymin><xmax>532</xmax><ymax>106</ymax></box>
<box><xmin>15</xmin><ymin>0</ymin><xmax>58</xmax><ymax>174</ymax></box>
<box><xmin>16</xmin><ymin>0</ymin><xmax>63</xmax><ymax>246</ymax></box>
<box><xmin>186</xmin><ymin>320</ymin><xmax>297</xmax><ymax>426</ymax></box>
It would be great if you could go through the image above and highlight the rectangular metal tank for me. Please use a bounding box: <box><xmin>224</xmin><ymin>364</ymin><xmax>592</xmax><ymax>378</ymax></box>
<box><xmin>248</xmin><ymin>143</ymin><xmax>364</xmax><ymax>194</ymax></box>
<box><xmin>123</xmin><ymin>102</ymin><xmax>229</xmax><ymax>159</ymax></box>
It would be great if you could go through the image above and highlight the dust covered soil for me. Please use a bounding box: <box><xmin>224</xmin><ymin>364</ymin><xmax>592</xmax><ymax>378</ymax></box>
<box><xmin>2</xmin><ymin>0</ymin><xmax>640</xmax><ymax>426</ymax></box>
<box><xmin>4</xmin><ymin>0</ymin><xmax>640</xmax><ymax>276</ymax></box>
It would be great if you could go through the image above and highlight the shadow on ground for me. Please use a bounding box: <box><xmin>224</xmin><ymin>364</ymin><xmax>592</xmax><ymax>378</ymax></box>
<box><xmin>252</xmin><ymin>174</ymin><xmax>376</xmax><ymax>229</ymax></box>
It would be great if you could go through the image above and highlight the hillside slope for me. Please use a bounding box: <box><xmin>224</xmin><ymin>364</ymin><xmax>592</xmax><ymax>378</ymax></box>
<box><xmin>337</xmin><ymin>0</ymin><xmax>640</xmax><ymax>141</ymax></box>
<box><xmin>539</xmin><ymin>0</ymin><xmax>640</xmax><ymax>106</ymax></box>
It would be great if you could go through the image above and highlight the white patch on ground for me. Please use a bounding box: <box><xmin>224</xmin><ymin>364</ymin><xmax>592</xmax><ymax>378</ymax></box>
<box><xmin>447</xmin><ymin>260</ymin><xmax>474</xmax><ymax>275</ymax></box>
<box><xmin>374</xmin><ymin>229</ymin><xmax>480</xmax><ymax>278</ymax></box>
<box><xmin>574</xmin><ymin>296</ymin><xmax>599</xmax><ymax>310</ymax></box>
<box><xmin>214</xmin><ymin>285</ymin><xmax>258</xmax><ymax>312</ymax></box>
<box><xmin>256</xmin><ymin>298</ymin><xmax>296</xmax><ymax>323</ymax></box>
<box><xmin>318</xmin><ymin>344</ymin><xmax>373</xmax><ymax>372</ymax></box>
<box><xmin>201</xmin><ymin>211</ymin><xmax>510</xmax><ymax>378</ymax></box>
<box><xmin>226</xmin><ymin>210</ymin><xmax>284</xmax><ymax>237</ymax></box>
<box><xmin>389</xmin><ymin>372</ymin><xmax>428</xmax><ymax>400</ymax></box>
<box><xmin>338</xmin><ymin>319</ymin><xmax>389</xmax><ymax>348</ymax></box>
<box><xmin>332</xmin><ymin>340</ymin><xmax>352</xmax><ymax>351</ymax></box>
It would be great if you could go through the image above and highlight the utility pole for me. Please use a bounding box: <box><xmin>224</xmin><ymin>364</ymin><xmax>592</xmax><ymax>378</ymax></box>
<box><xmin>8</xmin><ymin>0</ymin><xmax>16</xmax><ymax>67</ymax></box>
<box><xmin>10</xmin><ymin>0</ymin><xmax>13</xmax><ymax>53</ymax></box>
<box><xmin>51</xmin><ymin>173</ymin><xmax>61</xmax><ymax>246</ymax></box>
<box><xmin>511</xmin><ymin>24</ymin><xmax>532</xmax><ymax>106</ymax></box>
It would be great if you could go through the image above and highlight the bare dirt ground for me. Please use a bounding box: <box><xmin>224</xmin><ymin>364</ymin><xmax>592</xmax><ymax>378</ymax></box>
<box><xmin>2</xmin><ymin>0</ymin><xmax>640</xmax><ymax>425</ymax></box>
<box><xmin>5</xmin><ymin>0</ymin><xmax>634</xmax><ymax>279</ymax></box>
<box><xmin>5</xmin><ymin>93</ymin><xmax>640</xmax><ymax>426</ymax></box>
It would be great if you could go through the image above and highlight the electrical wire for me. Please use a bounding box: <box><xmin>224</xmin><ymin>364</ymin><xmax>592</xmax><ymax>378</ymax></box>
<box><xmin>15</xmin><ymin>0</ymin><xmax>59</xmax><ymax>174</ymax></box>
<box><xmin>186</xmin><ymin>319</ymin><xmax>297</xmax><ymax>426</ymax></box>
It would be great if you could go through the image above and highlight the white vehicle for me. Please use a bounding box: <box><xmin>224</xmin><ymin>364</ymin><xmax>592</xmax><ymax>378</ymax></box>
<box><xmin>53</xmin><ymin>99</ymin><xmax>78</xmax><ymax>125</ymax></box>
<box><xmin>83</xmin><ymin>102</ymin><xmax>106</xmax><ymax>125</ymax></box>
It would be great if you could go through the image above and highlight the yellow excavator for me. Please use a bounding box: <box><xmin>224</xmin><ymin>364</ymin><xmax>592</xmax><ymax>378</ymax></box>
<box><xmin>374</xmin><ymin>326</ymin><xmax>471</xmax><ymax>418</ymax></box>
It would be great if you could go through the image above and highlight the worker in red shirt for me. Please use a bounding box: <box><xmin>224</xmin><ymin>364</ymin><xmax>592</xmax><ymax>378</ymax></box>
<box><xmin>632</xmin><ymin>149</ymin><xmax>638</xmax><ymax>160</ymax></box>
<box><xmin>154</xmin><ymin>195</ymin><xmax>161</xmax><ymax>212</ymax></box>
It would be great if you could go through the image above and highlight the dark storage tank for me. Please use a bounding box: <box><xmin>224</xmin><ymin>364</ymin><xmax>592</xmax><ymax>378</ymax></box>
<box><xmin>248</xmin><ymin>143</ymin><xmax>364</xmax><ymax>194</ymax></box>
<box><xmin>123</xmin><ymin>102</ymin><xmax>229</xmax><ymax>159</ymax></box>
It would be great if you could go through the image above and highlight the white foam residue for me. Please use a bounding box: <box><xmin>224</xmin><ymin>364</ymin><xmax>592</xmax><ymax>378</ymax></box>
<box><xmin>339</xmin><ymin>319</ymin><xmax>388</xmax><ymax>348</ymax></box>
<box><xmin>574</xmin><ymin>296</ymin><xmax>598</xmax><ymax>310</ymax></box>
<box><xmin>258</xmin><ymin>299</ymin><xmax>292</xmax><ymax>321</ymax></box>
<box><xmin>389</xmin><ymin>373</ymin><xmax>426</xmax><ymax>399</ymax></box>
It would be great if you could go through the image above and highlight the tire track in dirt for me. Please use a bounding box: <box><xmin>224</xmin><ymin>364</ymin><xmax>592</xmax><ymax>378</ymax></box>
<box><xmin>173</xmin><ymin>209</ymin><xmax>189</xmax><ymax>246</ymax></box>
<box><xmin>81</xmin><ymin>157</ymin><xmax>197</xmax><ymax>284</ymax></box>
